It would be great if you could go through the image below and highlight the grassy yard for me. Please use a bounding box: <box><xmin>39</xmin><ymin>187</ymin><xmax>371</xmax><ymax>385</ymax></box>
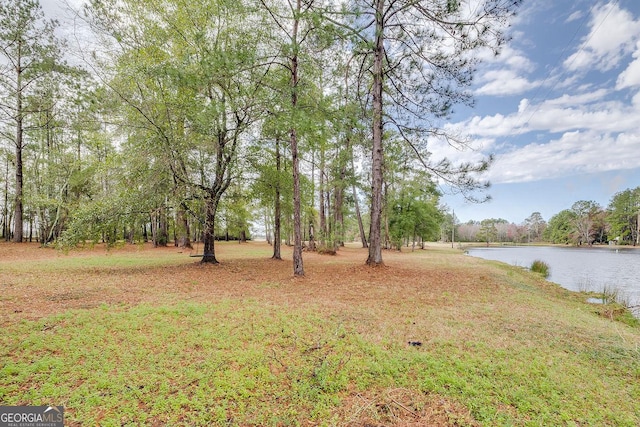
<box><xmin>0</xmin><ymin>242</ymin><xmax>638</xmax><ymax>426</ymax></box>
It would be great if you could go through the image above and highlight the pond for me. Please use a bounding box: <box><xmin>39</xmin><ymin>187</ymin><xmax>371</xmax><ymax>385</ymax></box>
<box><xmin>466</xmin><ymin>245</ymin><xmax>640</xmax><ymax>311</ymax></box>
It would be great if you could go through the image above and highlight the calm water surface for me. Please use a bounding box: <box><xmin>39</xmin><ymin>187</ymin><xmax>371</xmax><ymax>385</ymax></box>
<box><xmin>466</xmin><ymin>246</ymin><xmax>640</xmax><ymax>308</ymax></box>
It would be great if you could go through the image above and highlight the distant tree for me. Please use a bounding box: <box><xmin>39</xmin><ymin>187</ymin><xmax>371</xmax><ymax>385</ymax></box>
<box><xmin>479</xmin><ymin>219</ymin><xmax>499</xmax><ymax>246</ymax></box>
<box><xmin>439</xmin><ymin>210</ymin><xmax>457</xmax><ymax>244</ymax></box>
<box><xmin>83</xmin><ymin>0</ymin><xmax>266</xmax><ymax>262</ymax></box>
<box><xmin>0</xmin><ymin>0</ymin><xmax>67</xmax><ymax>242</ymax></box>
<box><xmin>220</xmin><ymin>182</ymin><xmax>252</xmax><ymax>242</ymax></box>
<box><xmin>591</xmin><ymin>208</ymin><xmax>609</xmax><ymax>245</ymax></box>
<box><xmin>257</xmin><ymin>0</ymin><xmax>333</xmax><ymax>275</ymax></box>
<box><xmin>249</xmin><ymin>133</ymin><xmax>292</xmax><ymax>260</ymax></box>
<box><xmin>570</xmin><ymin>200</ymin><xmax>602</xmax><ymax>246</ymax></box>
<box><xmin>0</xmin><ymin>148</ymin><xmax>11</xmax><ymax>240</ymax></box>
<box><xmin>457</xmin><ymin>220</ymin><xmax>480</xmax><ymax>242</ymax></box>
<box><xmin>387</xmin><ymin>176</ymin><xmax>442</xmax><ymax>250</ymax></box>
<box><xmin>26</xmin><ymin>78</ymin><xmax>67</xmax><ymax>243</ymax></box>
<box><xmin>492</xmin><ymin>218</ymin><xmax>509</xmax><ymax>243</ymax></box>
<box><xmin>524</xmin><ymin>212</ymin><xmax>546</xmax><ymax>242</ymax></box>
<box><xmin>544</xmin><ymin>210</ymin><xmax>574</xmax><ymax>244</ymax></box>
<box><xmin>501</xmin><ymin>222</ymin><xmax>523</xmax><ymax>243</ymax></box>
<box><xmin>57</xmin><ymin>85</ymin><xmax>165</xmax><ymax>248</ymax></box>
<box><xmin>607</xmin><ymin>187</ymin><xmax>640</xmax><ymax>245</ymax></box>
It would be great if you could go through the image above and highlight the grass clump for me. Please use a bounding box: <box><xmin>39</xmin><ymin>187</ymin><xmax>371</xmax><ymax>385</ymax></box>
<box><xmin>530</xmin><ymin>259</ymin><xmax>550</xmax><ymax>278</ymax></box>
<box><xmin>592</xmin><ymin>285</ymin><xmax>640</xmax><ymax>327</ymax></box>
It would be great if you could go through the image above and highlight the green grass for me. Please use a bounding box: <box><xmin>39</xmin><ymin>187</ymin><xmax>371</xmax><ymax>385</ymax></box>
<box><xmin>530</xmin><ymin>259</ymin><xmax>550</xmax><ymax>278</ymax></box>
<box><xmin>2</xmin><ymin>302</ymin><xmax>352</xmax><ymax>425</ymax></box>
<box><xmin>0</xmin><ymin>252</ymin><xmax>189</xmax><ymax>275</ymax></box>
<box><xmin>2</xmin><ymin>300</ymin><xmax>640</xmax><ymax>425</ymax></box>
<box><xmin>1</xmin><ymin>243</ymin><xmax>640</xmax><ymax>425</ymax></box>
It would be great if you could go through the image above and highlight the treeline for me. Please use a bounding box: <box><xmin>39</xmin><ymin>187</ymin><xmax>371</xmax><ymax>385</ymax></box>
<box><xmin>457</xmin><ymin>188</ymin><xmax>640</xmax><ymax>246</ymax></box>
<box><xmin>0</xmin><ymin>0</ymin><xmax>521</xmax><ymax>273</ymax></box>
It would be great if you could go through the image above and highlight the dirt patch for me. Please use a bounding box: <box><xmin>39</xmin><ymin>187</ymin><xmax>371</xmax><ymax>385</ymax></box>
<box><xmin>0</xmin><ymin>241</ymin><xmax>494</xmax><ymax>326</ymax></box>
<box><xmin>340</xmin><ymin>388</ymin><xmax>478</xmax><ymax>427</ymax></box>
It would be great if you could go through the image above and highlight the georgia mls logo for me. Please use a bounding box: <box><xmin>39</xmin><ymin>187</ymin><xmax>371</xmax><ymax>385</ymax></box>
<box><xmin>0</xmin><ymin>406</ymin><xmax>64</xmax><ymax>427</ymax></box>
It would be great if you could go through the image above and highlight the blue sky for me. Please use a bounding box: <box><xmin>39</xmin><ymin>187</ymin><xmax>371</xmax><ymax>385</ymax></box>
<box><xmin>438</xmin><ymin>0</ymin><xmax>640</xmax><ymax>225</ymax></box>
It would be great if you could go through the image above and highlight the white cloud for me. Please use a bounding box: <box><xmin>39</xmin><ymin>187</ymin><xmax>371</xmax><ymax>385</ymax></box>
<box><xmin>460</xmin><ymin>88</ymin><xmax>638</xmax><ymax>139</ymax></box>
<box><xmin>566</xmin><ymin>10</ymin><xmax>584</xmax><ymax>23</ymax></box>
<box><xmin>476</xmin><ymin>70</ymin><xmax>539</xmax><ymax>96</ymax></box>
<box><xmin>499</xmin><ymin>45</ymin><xmax>535</xmax><ymax>71</ymax></box>
<box><xmin>564</xmin><ymin>2</ymin><xmax>640</xmax><ymax>72</ymax></box>
<box><xmin>524</xmin><ymin>100</ymin><xmax>638</xmax><ymax>134</ymax></box>
<box><xmin>517</xmin><ymin>98</ymin><xmax>529</xmax><ymax>113</ymax></box>
<box><xmin>446</xmin><ymin>82</ymin><xmax>640</xmax><ymax>185</ymax></box>
<box><xmin>475</xmin><ymin>45</ymin><xmax>539</xmax><ymax>96</ymax></box>
<box><xmin>488</xmin><ymin>131</ymin><xmax>640</xmax><ymax>184</ymax></box>
<box><xmin>617</xmin><ymin>41</ymin><xmax>640</xmax><ymax>89</ymax></box>
<box><xmin>426</xmin><ymin>129</ymin><xmax>494</xmax><ymax>170</ymax></box>
<box><xmin>542</xmin><ymin>89</ymin><xmax>608</xmax><ymax>106</ymax></box>
<box><xmin>463</xmin><ymin>113</ymin><xmax>522</xmax><ymax>138</ymax></box>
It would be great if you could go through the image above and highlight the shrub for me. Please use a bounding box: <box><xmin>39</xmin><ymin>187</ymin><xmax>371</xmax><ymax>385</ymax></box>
<box><xmin>317</xmin><ymin>246</ymin><xmax>337</xmax><ymax>256</ymax></box>
<box><xmin>530</xmin><ymin>260</ymin><xmax>550</xmax><ymax>278</ymax></box>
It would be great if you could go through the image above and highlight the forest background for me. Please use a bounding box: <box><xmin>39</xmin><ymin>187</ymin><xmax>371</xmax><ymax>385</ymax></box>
<box><xmin>2</xmin><ymin>0</ymin><xmax>640</xmax><ymax>275</ymax></box>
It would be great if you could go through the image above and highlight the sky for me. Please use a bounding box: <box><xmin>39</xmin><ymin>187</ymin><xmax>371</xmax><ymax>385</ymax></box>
<box><xmin>437</xmin><ymin>0</ymin><xmax>640</xmax><ymax>224</ymax></box>
<box><xmin>40</xmin><ymin>0</ymin><xmax>640</xmax><ymax>226</ymax></box>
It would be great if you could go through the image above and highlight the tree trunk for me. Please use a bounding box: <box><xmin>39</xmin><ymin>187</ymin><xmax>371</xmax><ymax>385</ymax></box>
<box><xmin>291</xmin><ymin>124</ymin><xmax>304</xmax><ymax>275</ymax></box>
<box><xmin>201</xmin><ymin>197</ymin><xmax>219</xmax><ymax>264</ymax></box>
<box><xmin>176</xmin><ymin>205</ymin><xmax>192</xmax><ymax>249</ymax></box>
<box><xmin>265</xmin><ymin>210</ymin><xmax>272</xmax><ymax>245</ymax></box>
<box><xmin>319</xmin><ymin>146</ymin><xmax>326</xmax><ymax>247</ymax></box>
<box><xmin>173</xmin><ymin>221</ymin><xmax>178</xmax><ymax>247</ymax></box>
<box><xmin>3</xmin><ymin>156</ymin><xmax>9</xmax><ymax>240</ymax></box>
<box><xmin>285</xmin><ymin>214</ymin><xmax>291</xmax><ymax>246</ymax></box>
<box><xmin>308</xmin><ymin>222</ymin><xmax>316</xmax><ymax>251</ymax></box>
<box><xmin>326</xmin><ymin>189</ymin><xmax>333</xmax><ymax>248</ymax></box>
<box><xmin>334</xmin><ymin>168</ymin><xmax>345</xmax><ymax>248</ymax></box>
<box><xmin>383</xmin><ymin>183</ymin><xmax>390</xmax><ymax>249</ymax></box>
<box><xmin>351</xmin><ymin>151</ymin><xmax>368</xmax><ymax>248</ymax></box>
<box><xmin>13</xmin><ymin>59</ymin><xmax>24</xmax><ymax>243</ymax></box>
<box><xmin>159</xmin><ymin>204</ymin><xmax>168</xmax><ymax>246</ymax></box>
<box><xmin>290</xmin><ymin>0</ymin><xmax>304</xmax><ymax>276</ymax></box>
<box><xmin>334</xmin><ymin>135</ymin><xmax>348</xmax><ymax>248</ymax></box>
<box><xmin>366</xmin><ymin>0</ymin><xmax>385</xmax><ymax>266</ymax></box>
<box><xmin>272</xmin><ymin>138</ymin><xmax>282</xmax><ymax>260</ymax></box>
<box><xmin>150</xmin><ymin>213</ymin><xmax>157</xmax><ymax>246</ymax></box>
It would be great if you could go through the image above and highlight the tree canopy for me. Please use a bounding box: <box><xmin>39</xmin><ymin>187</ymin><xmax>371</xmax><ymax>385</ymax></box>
<box><xmin>0</xmin><ymin>0</ymin><xmax>528</xmax><ymax>270</ymax></box>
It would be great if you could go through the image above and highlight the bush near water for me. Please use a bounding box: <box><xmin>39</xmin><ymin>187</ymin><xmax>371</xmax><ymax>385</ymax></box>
<box><xmin>530</xmin><ymin>259</ymin><xmax>550</xmax><ymax>278</ymax></box>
